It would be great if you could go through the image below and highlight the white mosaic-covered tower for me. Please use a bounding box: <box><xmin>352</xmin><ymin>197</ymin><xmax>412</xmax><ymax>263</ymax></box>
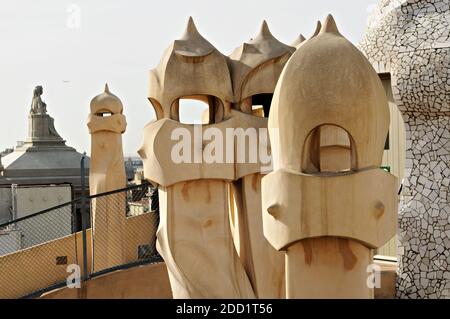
<box><xmin>359</xmin><ymin>0</ymin><xmax>450</xmax><ymax>298</ymax></box>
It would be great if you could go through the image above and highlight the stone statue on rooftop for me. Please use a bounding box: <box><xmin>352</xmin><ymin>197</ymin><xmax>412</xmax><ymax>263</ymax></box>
<box><xmin>30</xmin><ymin>85</ymin><xmax>47</xmax><ymax>114</ymax></box>
<box><xmin>27</xmin><ymin>85</ymin><xmax>63</xmax><ymax>140</ymax></box>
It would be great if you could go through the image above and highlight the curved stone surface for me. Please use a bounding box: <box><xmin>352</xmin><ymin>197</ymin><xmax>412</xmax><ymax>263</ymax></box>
<box><xmin>271</xmin><ymin>15</ymin><xmax>389</xmax><ymax>172</ymax></box>
<box><xmin>359</xmin><ymin>0</ymin><xmax>450</xmax><ymax>114</ymax></box>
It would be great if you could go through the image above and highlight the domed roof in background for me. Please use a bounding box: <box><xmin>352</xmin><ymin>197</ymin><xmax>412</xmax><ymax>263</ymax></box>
<box><xmin>0</xmin><ymin>86</ymin><xmax>89</xmax><ymax>188</ymax></box>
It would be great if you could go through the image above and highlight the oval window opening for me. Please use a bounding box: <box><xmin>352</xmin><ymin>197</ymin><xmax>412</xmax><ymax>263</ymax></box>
<box><xmin>179</xmin><ymin>99</ymin><xmax>209</xmax><ymax>124</ymax></box>
<box><xmin>302</xmin><ymin>124</ymin><xmax>356</xmax><ymax>174</ymax></box>
<box><xmin>240</xmin><ymin>93</ymin><xmax>274</xmax><ymax>118</ymax></box>
<box><xmin>171</xmin><ymin>95</ymin><xmax>224</xmax><ymax>124</ymax></box>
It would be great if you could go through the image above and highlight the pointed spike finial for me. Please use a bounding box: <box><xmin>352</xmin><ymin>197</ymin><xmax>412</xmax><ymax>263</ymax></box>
<box><xmin>310</xmin><ymin>21</ymin><xmax>322</xmax><ymax>39</ymax></box>
<box><xmin>320</xmin><ymin>14</ymin><xmax>340</xmax><ymax>35</ymax></box>
<box><xmin>291</xmin><ymin>34</ymin><xmax>306</xmax><ymax>48</ymax></box>
<box><xmin>259</xmin><ymin>20</ymin><xmax>272</xmax><ymax>37</ymax></box>
<box><xmin>185</xmin><ymin>16</ymin><xmax>198</xmax><ymax>35</ymax></box>
<box><xmin>104</xmin><ymin>83</ymin><xmax>110</xmax><ymax>94</ymax></box>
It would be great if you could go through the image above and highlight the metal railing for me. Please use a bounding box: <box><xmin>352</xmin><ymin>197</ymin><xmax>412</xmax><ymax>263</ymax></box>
<box><xmin>0</xmin><ymin>182</ymin><xmax>161</xmax><ymax>299</ymax></box>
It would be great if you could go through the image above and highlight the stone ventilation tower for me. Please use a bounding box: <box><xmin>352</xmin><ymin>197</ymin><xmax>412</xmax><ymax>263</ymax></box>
<box><xmin>87</xmin><ymin>84</ymin><xmax>127</xmax><ymax>271</ymax></box>
<box><xmin>262</xmin><ymin>15</ymin><xmax>397</xmax><ymax>298</ymax></box>
<box><xmin>360</xmin><ymin>0</ymin><xmax>450</xmax><ymax>298</ymax></box>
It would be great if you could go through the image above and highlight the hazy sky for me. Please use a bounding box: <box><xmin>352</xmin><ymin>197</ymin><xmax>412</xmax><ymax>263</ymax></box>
<box><xmin>0</xmin><ymin>0</ymin><xmax>377</xmax><ymax>156</ymax></box>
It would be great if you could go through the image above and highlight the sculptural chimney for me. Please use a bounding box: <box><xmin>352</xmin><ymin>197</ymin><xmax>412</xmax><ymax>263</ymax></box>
<box><xmin>87</xmin><ymin>83</ymin><xmax>127</xmax><ymax>271</ymax></box>
<box><xmin>262</xmin><ymin>15</ymin><xmax>398</xmax><ymax>298</ymax></box>
<box><xmin>140</xmin><ymin>17</ymin><xmax>257</xmax><ymax>298</ymax></box>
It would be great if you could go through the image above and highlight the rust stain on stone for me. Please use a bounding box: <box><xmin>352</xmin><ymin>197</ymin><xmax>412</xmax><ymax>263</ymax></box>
<box><xmin>181</xmin><ymin>182</ymin><xmax>189</xmax><ymax>201</ymax></box>
<box><xmin>206</xmin><ymin>182</ymin><xmax>211</xmax><ymax>203</ymax></box>
<box><xmin>374</xmin><ymin>201</ymin><xmax>385</xmax><ymax>219</ymax></box>
<box><xmin>251</xmin><ymin>174</ymin><xmax>258</xmax><ymax>192</ymax></box>
<box><xmin>301</xmin><ymin>240</ymin><xmax>313</xmax><ymax>266</ymax></box>
<box><xmin>203</xmin><ymin>219</ymin><xmax>212</xmax><ymax>228</ymax></box>
<box><xmin>338</xmin><ymin>239</ymin><xmax>357</xmax><ymax>270</ymax></box>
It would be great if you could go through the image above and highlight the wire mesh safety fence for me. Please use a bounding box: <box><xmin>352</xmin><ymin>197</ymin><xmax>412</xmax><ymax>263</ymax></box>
<box><xmin>90</xmin><ymin>183</ymin><xmax>161</xmax><ymax>274</ymax></box>
<box><xmin>0</xmin><ymin>200</ymin><xmax>80</xmax><ymax>299</ymax></box>
<box><xmin>0</xmin><ymin>182</ymin><xmax>161</xmax><ymax>298</ymax></box>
